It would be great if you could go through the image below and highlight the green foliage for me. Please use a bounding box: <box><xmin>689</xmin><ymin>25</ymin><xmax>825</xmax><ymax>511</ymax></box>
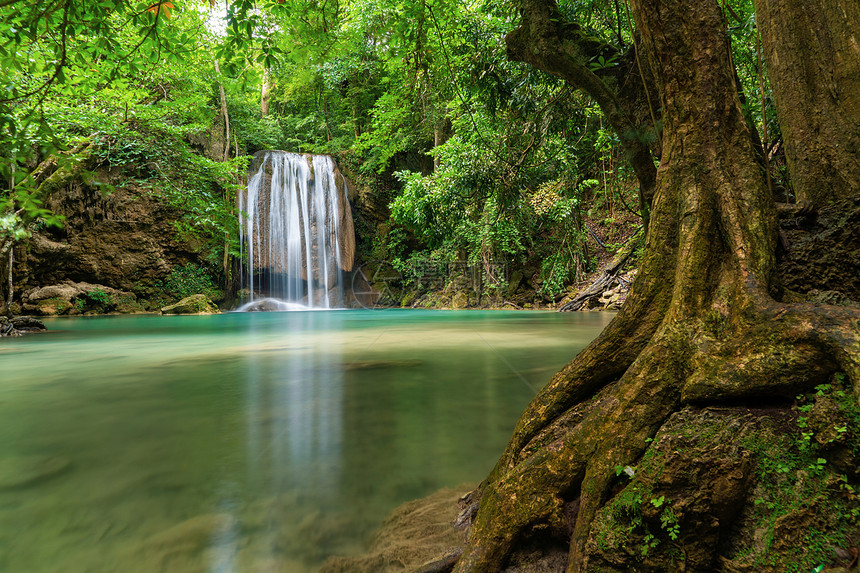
<box><xmin>0</xmin><ymin>0</ymin><xmax>770</xmax><ymax>306</ymax></box>
<box><xmin>85</xmin><ymin>287</ymin><xmax>113</xmax><ymax>308</ymax></box>
<box><xmin>737</xmin><ymin>373</ymin><xmax>860</xmax><ymax>571</ymax></box>
<box><xmin>156</xmin><ymin>263</ymin><xmax>221</xmax><ymax>301</ymax></box>
<box><xmin>0</xmin><ymin>1</ymin><xmax>224</xmax><ymax>258</ymax></box>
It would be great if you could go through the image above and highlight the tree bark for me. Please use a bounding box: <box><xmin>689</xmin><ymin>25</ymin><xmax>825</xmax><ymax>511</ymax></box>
<box><xmin>754</xmin><ymin>0</ymin><xmax>860</xmax><ymax>207</ymax></box>
<box><xmin>260</xmin><ymin>67</ymin><xmax>271</xmax><ymax>117</ymax></box>
<box><xmin>214</xmin><ymin>60</ymin><xmax>231</xmax><ymax>163</ymax></box>
<box><xmin>450</xmin><ymin>0</ymin><xmax>860</xmax><ymax>571</ymax></box>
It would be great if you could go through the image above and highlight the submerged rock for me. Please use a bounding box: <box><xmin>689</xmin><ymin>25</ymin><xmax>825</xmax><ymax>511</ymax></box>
<box><xmin>141</xmin><ymin>513</ymin><xmax>236</xmax><ymax>553</ymax></box>
<box><xmin>130</xmin><ymin>513</ymin><xmax>237</xmax><ymax>573</ymax></box>
<box><xmin>0</xmin><ymin>455</ymin><xmax>72</xmax><ymax>490</ymax></box>
<box><xmin>321</xmin><ymin>485</ymin><xmax>472</xmax><ymax>573</ymax></box>
<box><xmin>160</xmin><ymin>294</ymin><xmax>219</xmax><ymax>315</ymax></box>
<box><xmin>345</xmin><ymin>359</ymin><xmax>423</xmax><ymax>371</ymax></box>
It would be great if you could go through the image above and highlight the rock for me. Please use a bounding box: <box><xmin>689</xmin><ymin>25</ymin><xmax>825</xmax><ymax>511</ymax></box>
<box><xmin>0</xmin><ymin>316</ymin><xmax>47</xmax><ymax>336</ymax></box>
<box><xmin>22</xmin><ymin>280</ymin><xmax>140</xmax><ymax>315</ymax></box>
<box><xmin>161</xmin><ymin>294</ymin><xmax>219</xmax><ymax>315</ymax></box>
<box><xmin>0</xmin><ymin>316</ymin><xmax>12</xmax><ymax>336</ymax></box>
<box><xmin>13</xmin><ymin>168</ymin><xmax>206</xmax><ymax>301</ymax></box>
<box><xmin>0</xmin><ymin>455</ymin><xmax>72</xmax><ymax>490</ymax></box>
<box><xmin>345</xmin><ymin>359</ymin><xmax>423</xmax><ymax>371</ymax></box>
<box><xmin>806</xmin><ymin>289</ymin><xmax>858</xmax><ymax>307</ymax></box>
<box><xmin>11</xmin><ymin>317</ymin><xmax>47</xmax><ymax>333</ymax></box>
<box><xmin>321</xmin><ymin>485</ymin><xmax>472</xmax><ymax>573</ymax></box>
<box><xmin>452</xmin><ymin>292</ymin><xmax>469</xmax><ymax>309</ymax></box>
<box><xmin>129</xmin><ymin>513</ymin><xmax>237</xmax><ymax>573</ymax></box>
<box><xmin>507</xmin><ymin>271</ymin><xmax>524</xmax><ymax>297</ymax></box>
<box><xmin>141</xmin><ymin>513</ymin><xmax>236</xmax><ymax>554</ymax></box>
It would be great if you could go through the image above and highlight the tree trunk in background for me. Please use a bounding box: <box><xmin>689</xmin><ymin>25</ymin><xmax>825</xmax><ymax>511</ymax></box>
<box><xmin>754</xmin><ymin>0</ymin><xmax>860</xmax><ymax>207</ymax></box>
<box><xmin>260</xmin><ymin>68</ymin><xmax>271</xmax><ymax>117</ymax></box>
<box><xmin>214</xmin><ymin>60</ymin><xmax>231</xmax><ymax>163</ymax></box>
<box><xmin>3</xmin><ymin>248</ymin><xmax>11</xmax><ymax>316</ymax></box>
<box><xmin>449</xmin><ymin>0</ymin><xmax>860</xmax><ymax>570</ymax></box>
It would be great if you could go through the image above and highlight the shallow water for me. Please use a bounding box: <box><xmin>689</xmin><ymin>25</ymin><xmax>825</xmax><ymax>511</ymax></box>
<box><xmin>0</xmin><ymin>310</ymin><xmax>611</xmax><ymax>572</ymax></box>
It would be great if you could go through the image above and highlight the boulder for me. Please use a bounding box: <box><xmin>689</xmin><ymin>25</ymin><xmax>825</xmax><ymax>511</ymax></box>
<box><xmin>452</xmin><ymin>291</ymin><xmax>469</xmax><ymax>309</ymax></box>
<box><xmin>22</xmin><ymin>280</ymin><xmax>141</xmax><ymax>315</ymax></box>
<box><xmin>161</xmin><ymin>294</ymin><xmax>219</xmax><ymax>315</ymax></box>
<box><xmin>0</xmin><ymin>316</ymin><xmax>47</xmax><ymax>336</ymax></box>
<box><xmin>11</xmin><ymin>317</ymin><xmax>47</xmax><ymax>333</ymax></box>
<box><xmin>321</xmin><ymin>485</ymin><xmax>471</xmax><ymax>573</ymax></box>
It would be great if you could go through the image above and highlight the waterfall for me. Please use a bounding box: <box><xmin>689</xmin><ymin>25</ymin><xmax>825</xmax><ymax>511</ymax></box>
<box><xmin>239</xmin><ymin>151</ymin><xmax>354</xmax><ymax>309</ymax></box>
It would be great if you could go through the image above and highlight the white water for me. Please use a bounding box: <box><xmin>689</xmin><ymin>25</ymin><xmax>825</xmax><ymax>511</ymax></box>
<box><xmin>240</xmin><ymin>151</ymin><xmax>348</xmax><ymax>308</ymax></box>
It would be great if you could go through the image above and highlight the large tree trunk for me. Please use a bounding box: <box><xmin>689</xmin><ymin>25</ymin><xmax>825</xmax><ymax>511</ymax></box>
<box><xmin>449</xmin><ymin>0</ymin><xmax>860</xmax><ymax>571</ymax></box>
<box><xmin>754</xmin><ymin>0</ymin><xmax>860</xmax><ymax>207</ymax></box>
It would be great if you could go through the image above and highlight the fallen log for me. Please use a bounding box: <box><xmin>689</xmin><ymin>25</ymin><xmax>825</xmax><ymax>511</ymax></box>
<box><xmin>558</xmin><ymin>228</ymin><xmax>643</xmax><ymax>312</ymax></box>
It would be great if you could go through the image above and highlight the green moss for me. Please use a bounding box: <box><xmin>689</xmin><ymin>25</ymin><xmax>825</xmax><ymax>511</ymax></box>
<box><xmin>730</xmin><ymin>373</ymin><xmax>860</xmax><ymax>571</ymax></box>
<box><xmin>36</xmin><ymin>297</ymin><xmax>71</xmax><ymax>315</ymax></box>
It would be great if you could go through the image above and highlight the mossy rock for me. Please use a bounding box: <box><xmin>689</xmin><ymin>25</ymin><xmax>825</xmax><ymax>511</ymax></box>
<box><xmin>452</xmin><ymin>291</ymin><xmax>469</xmax><ymax>309</ymax></box>
<box><xmin>160</xmin><ymin>294</ymin><xmax>219</xmax><ymax>315</ymax></box>
<box><xmin>584</xmin><ymin>393</ymin><xmax>860</xmax><ymax>573</ymax></box>
<box><xmin>35</xmin><ymin>297</ymin><xmax>73</xmax><ymax>316</ymax></box>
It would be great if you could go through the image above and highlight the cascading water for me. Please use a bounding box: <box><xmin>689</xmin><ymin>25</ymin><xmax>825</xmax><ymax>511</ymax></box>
<box><xmin>239</xmin><ymin>151</ymin><xmax>355</xmax><ymax>309</ymax></box>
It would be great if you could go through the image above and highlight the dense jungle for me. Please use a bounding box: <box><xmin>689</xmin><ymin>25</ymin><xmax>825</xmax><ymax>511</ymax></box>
<box><xmin>1</xmin><ymin>0</ymin><xmax>859</xmax><ymax>572</ymax></box>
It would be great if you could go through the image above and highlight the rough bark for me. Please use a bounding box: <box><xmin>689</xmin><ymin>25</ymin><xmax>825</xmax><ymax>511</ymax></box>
<box><xmin>449</xmin><ymin>0</ymin><xmax>860</xmax><ymax>571</ymax></box>
<box><xmin>214</xmin><ymin>60</ymin><xmax>231</xmax><ymax>163</ymax></box>
<box><xmin>505</xmin><ymin>0</ymin><xmax>659</xmax><ymax>218</ymax></box>
<box><xmin>754</xmin><ymin>0</ymin><xmax>860</xmax><ymax>207</ymax></box>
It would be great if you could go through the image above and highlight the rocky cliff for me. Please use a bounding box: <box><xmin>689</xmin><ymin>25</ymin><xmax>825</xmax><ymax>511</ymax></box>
<box><xmin>5</xmin><ymin>160</ymin><xmax>212</xmax><ymax>315</ymax></box>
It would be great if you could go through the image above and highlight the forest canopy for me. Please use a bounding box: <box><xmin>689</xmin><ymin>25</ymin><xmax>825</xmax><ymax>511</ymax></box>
<box><xmin>1</xmin><ymin>0</ymin><xmax>712</xmax><ymax>298</ymax></box>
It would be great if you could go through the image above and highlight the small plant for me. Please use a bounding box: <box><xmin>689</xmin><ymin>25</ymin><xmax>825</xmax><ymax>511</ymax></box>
<box><xmin>156</xmin><ymin>263</ymin><xmax>221</xmax><ymax>301</ymax></box>
<box><xmin>86</xmin><ymin>287</ymin><xmax>112</xmax><ymax>307</ymax></box>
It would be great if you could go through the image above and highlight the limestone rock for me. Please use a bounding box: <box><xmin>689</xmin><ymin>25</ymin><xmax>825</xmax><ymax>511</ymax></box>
<box><xmin>22</xmin><ymin>280</ymin><xmax>140</xmax><ymax>315</ymax></box>
<box><xmin>161</xmin><ymin>294</ymin><xmax>219</xmax><ymax>315</ymax></box>
<box><xmin>12</xmin><ymin>165</ymin><xmax>206</xmax><ymax>305</ymax></box>
<box><xmin>0</xmin><ymin>316</ymin><xmax>11</xmax><ymax>336</ymax></box>
<box><xmin>507</xmin><ymin>271</ymin><xmax>524</xmax><ymax>297</ymax></box>
<box><xmin>10</xmin><ymin>317</ymin><xmax>47</xmax><ymax>334</ymax></box>
<box><xmin>141</xmin><ymin>513</ymin><xmax>235</xmax><ymax>554</ymax></box>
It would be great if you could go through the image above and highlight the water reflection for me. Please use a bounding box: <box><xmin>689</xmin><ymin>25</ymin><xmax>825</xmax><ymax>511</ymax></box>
<box><xmin>0</xmin><ymin>310</ymin><xmax>612</xmax><ymax>572</ymax></box>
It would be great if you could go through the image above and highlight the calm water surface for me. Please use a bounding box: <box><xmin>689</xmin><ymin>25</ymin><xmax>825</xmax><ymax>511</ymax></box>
<box><xmin>0</xmin><ymin>310</ymin><xmax>611</xmax><ymax>572</ymax></box>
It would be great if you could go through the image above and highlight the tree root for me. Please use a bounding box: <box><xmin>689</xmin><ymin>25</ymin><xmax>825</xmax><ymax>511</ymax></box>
<box><xmin>451</xmin><ymin>298</ymin><xmax>860</xmax><ymax>573</ymax></box>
